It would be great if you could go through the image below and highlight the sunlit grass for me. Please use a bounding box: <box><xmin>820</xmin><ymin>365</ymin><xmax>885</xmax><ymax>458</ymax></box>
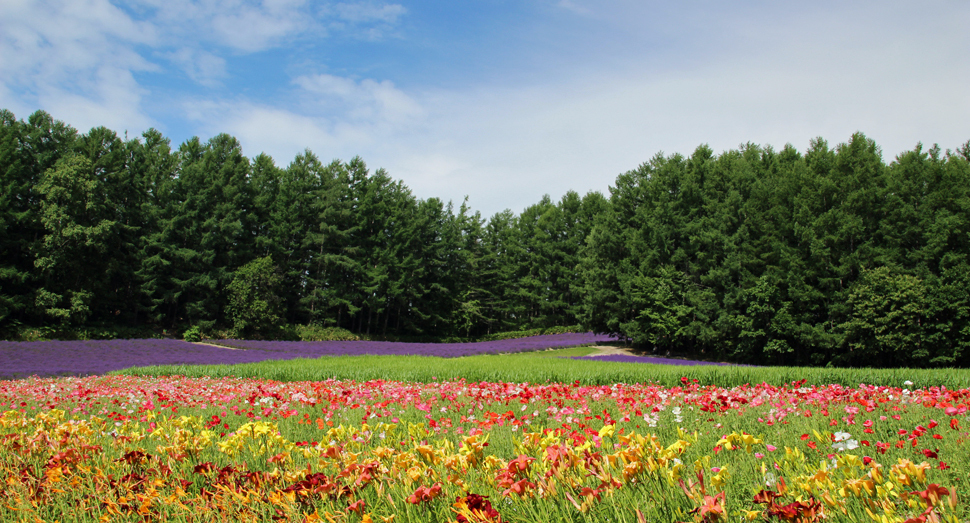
<box><xmin>114</xmin><ymin>347</ymin><xmax>970</xmax><ymax>389</ymax></box>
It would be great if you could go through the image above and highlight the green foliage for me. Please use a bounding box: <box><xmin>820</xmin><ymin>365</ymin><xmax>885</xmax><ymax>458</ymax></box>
<box><xmin>182</xmin><ymin>325</ymin><xmax>203</xmax><ymax>343</ymax></box>
<box><xmin>226</xmin><ymin>256</ymin><xmax>283</xmax><ymax>336</ymax></box>
<box><xmin>581</xmin><ymin>135</ymin><xmax>970</xmax><ymax>367</ymax></box>
<box><xmin>288</xmin><ymin>324</ymin><xmax>360</xmax><ymax>341</ymax></box>
<box><xmin>839</xmin><ymin>267</ymin><xmax>926</xmax><ymax>366</ymax></box>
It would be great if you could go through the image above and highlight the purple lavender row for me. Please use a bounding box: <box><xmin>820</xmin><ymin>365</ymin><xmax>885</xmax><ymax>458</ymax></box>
<box><xmin>208</xmin><ymin>332</ymin><xmax>615</xmax><ymax>357</ymax></box>
<box><xmin>571</xmin><ymin>354</ymin><xmax>739</xmax><ymax>366</ymax></box>
<box><xmin>0</xmin><ymin>333</ymin><xmax>616</xmax><ymax>379</ymax></box>
<box><xmin>0</xmin><ymin>339</ymin><xmax>275</xmax><ymax>379</ymax></box>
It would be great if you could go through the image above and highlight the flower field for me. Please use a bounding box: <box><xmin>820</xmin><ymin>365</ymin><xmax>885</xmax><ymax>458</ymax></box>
<box><xmin>1</xmin><ymin>371</ymin><xmax>968</xmax><ymax>522</ymax></box>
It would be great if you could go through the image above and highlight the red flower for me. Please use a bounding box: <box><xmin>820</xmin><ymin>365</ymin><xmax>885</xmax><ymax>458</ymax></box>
<box><xmin>347</xmin><ymin>500</ymin><xmax>365</xmax><ymax>514</ymax></box>
<box><xmin>502</xmin><ymin>478</ymin><xmax>536</xmax><ymax>497</ymax></box>
<box><xmin>454</xmin><ymin>493</ymin><xmax>502</xmax><ymax>523</ymax></box>
<box><xmin>408</xmin><ymin>483</ymin><xmax>443</xmax><ymax>504</ymax></box>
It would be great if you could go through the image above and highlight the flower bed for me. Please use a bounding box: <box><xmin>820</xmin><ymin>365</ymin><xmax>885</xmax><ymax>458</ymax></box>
<box><xmin>1</xmin><ymin>374</ymin><xmax>967</xmax><ymax>522</ymax></box>
<box><xmin>208</xmin><ymin>332</ymin><xmax>614</xmax><ymax>357</ymax></box>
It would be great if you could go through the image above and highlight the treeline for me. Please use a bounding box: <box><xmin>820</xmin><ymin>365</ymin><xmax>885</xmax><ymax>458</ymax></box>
<box><xmin>0</xmin><ymin>110</ymin><xmax>599</xmax><ymax>342</ymax></box>
<box><xmin>2</xmin><ymin>109</ymin><xmax>969</xmax><ymax>367</ymax></box>
<box><xmin>581</xmin><ymin>137</ymin><xmax>970</xmax><ymax>368</ymax></box>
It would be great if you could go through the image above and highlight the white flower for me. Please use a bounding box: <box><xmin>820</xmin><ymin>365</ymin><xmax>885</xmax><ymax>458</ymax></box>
<box><xmin>832</xmin><ymin>431</ymin><xmax>859</xmax><ymax>452</ymax></box>
<box><xmin>764</xmin><ymin>472</ymin><xmax>777</xmax><ymax>487</ymax></box>
<box><xmin>903</xmin><ymin>380</ymin><xmax>914</xmax><ymax>386</ymax></box>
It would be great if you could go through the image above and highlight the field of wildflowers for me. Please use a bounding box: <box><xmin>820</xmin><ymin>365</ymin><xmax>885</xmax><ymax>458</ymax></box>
<box><xmin>1</xmin><ymin>370</ymin><xmax>967</xmax><ymax>522</ymax></box>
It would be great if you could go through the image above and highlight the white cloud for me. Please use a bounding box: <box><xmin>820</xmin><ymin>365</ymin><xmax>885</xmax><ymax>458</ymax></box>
<box><xmin>181</xmin><ymin>73</ymin><xmax>424</xmax><ymax>168</ymax></box>
<box><xmin>319</xmin><ymin>2</ymin><xmax>406</xmax><ymax>39</ymax></box>
<box><xmin>294</xmin><ymin>74</ymin><xmax>423</xmax><ymax>124</ymax></box>
<box><xmin>133</xmin><ymin>0</ymin><xmax>407</xmax><ymax>51</ymax></box>
<box><xmin>187</xmin><ymin>102</ymin><xmax>338</xmax><ymax>163</ymax></box>
<box><xmin>164</xmin><ymin>48</ymin><xmax>228</xmax><ymax>87</ymax></box>
<box><xmin>556</xmin><ymin>0</ymin><xmax>591</xmax><ymax>16</ymax></box>
<box><xmin>133</xmin><ymin>0</ymin><xmax>313</xmax><ymax>52</ymax></box>
<box><xmin>0</xmin><ymin>0</ymin><xmax>157</xmax><ymax>131</ymax></box>
<box><xmin>39</xmin><ymin>68</ymin><xmax>152</xmax><ymax>134</ymax></box>
<box><xmin>330</xmin><ymin>2</ymin><xmax>406</xmax><ymax>24</ymax></box>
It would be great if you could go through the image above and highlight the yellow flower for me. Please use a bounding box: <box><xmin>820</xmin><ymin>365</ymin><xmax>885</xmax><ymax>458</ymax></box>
<box><xmin>416</xmin><ymin>445</ymin><xmax>440</xmax><ymax>465</ymax></box>
<box><xmin>710</xmin><ymin>465</ymin><xmax>729</xmax><ymax>491</ymax></box>
<box><xmin>598</xmin><ymin>424</ymin><xmax>615</xmax><ymax>439</ymax></box>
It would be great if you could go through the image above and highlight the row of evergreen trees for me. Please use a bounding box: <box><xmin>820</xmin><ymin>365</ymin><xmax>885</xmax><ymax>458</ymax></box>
<box><xmin>2</xmin><ymin>109</ymin><xmax>969</xmax><ymax>367</ymax></box>
<box><xmin>0</xmin><ymin>109</ymin><xmax>599</xmax><ymax>341</ymax></box>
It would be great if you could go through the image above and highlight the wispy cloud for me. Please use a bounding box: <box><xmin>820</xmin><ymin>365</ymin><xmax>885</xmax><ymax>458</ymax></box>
<box><xmin>181</xmin><ymin>71</ymin><xmax>424</xmax><ymax>166</ymax></box>
<box><xmin>555</xmin><ymin>0</ymin><xmax>591</xmax><ymax>16</ymax></box>
<box><xmin>132</xmin><ymin>0</ymin><xmax>314</xmax><ymax>52</ymax></box>
<box><xmin>0</xmin><ymin>0</ymin><xmax>157</xmax><ymax>130</ymax></box>
<box><xmin>294</xmin><ymin>74</ymin><xmax>423</xmax><ymax>124</ymax></box>
<box><xmin>163</xmin><ymin>48</ymin><xmax>228</xmax><ymax>88</ymax></box>
<box><xmin>330</xmin><ymin>2</ymin><xmax>406</xmax><ymax>24</ymax></box>
<box><xmin>320</xmin><ymin>2</ymin><xmax>407</xmax><ymax>39</ymax></box>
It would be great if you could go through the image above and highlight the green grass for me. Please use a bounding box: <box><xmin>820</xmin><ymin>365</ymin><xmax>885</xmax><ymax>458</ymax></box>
<box><xmin>114</xmin><ymin>347</ymin><xmax>970</xmax><ymax>388</ymax></box>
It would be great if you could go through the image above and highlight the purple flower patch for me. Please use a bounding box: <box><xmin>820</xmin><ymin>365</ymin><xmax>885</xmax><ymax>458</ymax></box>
<box><xmin>0</xmin><ymin>333</ymin><xmax>616</xmax><ymax>379</ymax></box>
<box><xmin>209</xmin><ymin>332</ymin><xmax>614</xmax><ymax>358</ymax></box>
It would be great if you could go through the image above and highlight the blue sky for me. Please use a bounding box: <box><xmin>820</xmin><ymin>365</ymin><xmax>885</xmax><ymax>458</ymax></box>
<box><xmin>2</xmin><ymin>1</ymin><xmax>969</xmax><ymax>217</ymax></box>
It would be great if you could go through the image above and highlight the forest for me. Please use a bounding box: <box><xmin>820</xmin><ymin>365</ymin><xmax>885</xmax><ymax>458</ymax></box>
<box><xmin>1</xmin><ymin>109</ymin><xmax>969</xmax><ymax>368</ymax></box>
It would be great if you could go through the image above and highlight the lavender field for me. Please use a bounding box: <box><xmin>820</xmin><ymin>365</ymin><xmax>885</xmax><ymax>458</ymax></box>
<box><xmin>0</xmin><ymin>333</ymin><xmax>615</xmax><ymax>379</ymax></box>
<box><xmin>208</xmin><ymin>332</ymin><xmax>614</xmax><ymax>357</ymax></box>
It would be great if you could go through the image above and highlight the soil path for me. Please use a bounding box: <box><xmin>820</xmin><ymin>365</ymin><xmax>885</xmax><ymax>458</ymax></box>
<box><xmin>585</xmin><ymin>345</ymin><xmax>636</xmax><ymax>357</ymax></box>
<box><xmin>191</xmin><ymin>341</ymin><xmax>243</xmax><ymax>350</ymax></box>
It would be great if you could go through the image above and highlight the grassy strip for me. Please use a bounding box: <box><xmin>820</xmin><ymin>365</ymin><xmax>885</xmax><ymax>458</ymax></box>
<box><xmin>114</xmin><ymin>348</ymin><xmax>970</xmax><ymax>388</ymax></box>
